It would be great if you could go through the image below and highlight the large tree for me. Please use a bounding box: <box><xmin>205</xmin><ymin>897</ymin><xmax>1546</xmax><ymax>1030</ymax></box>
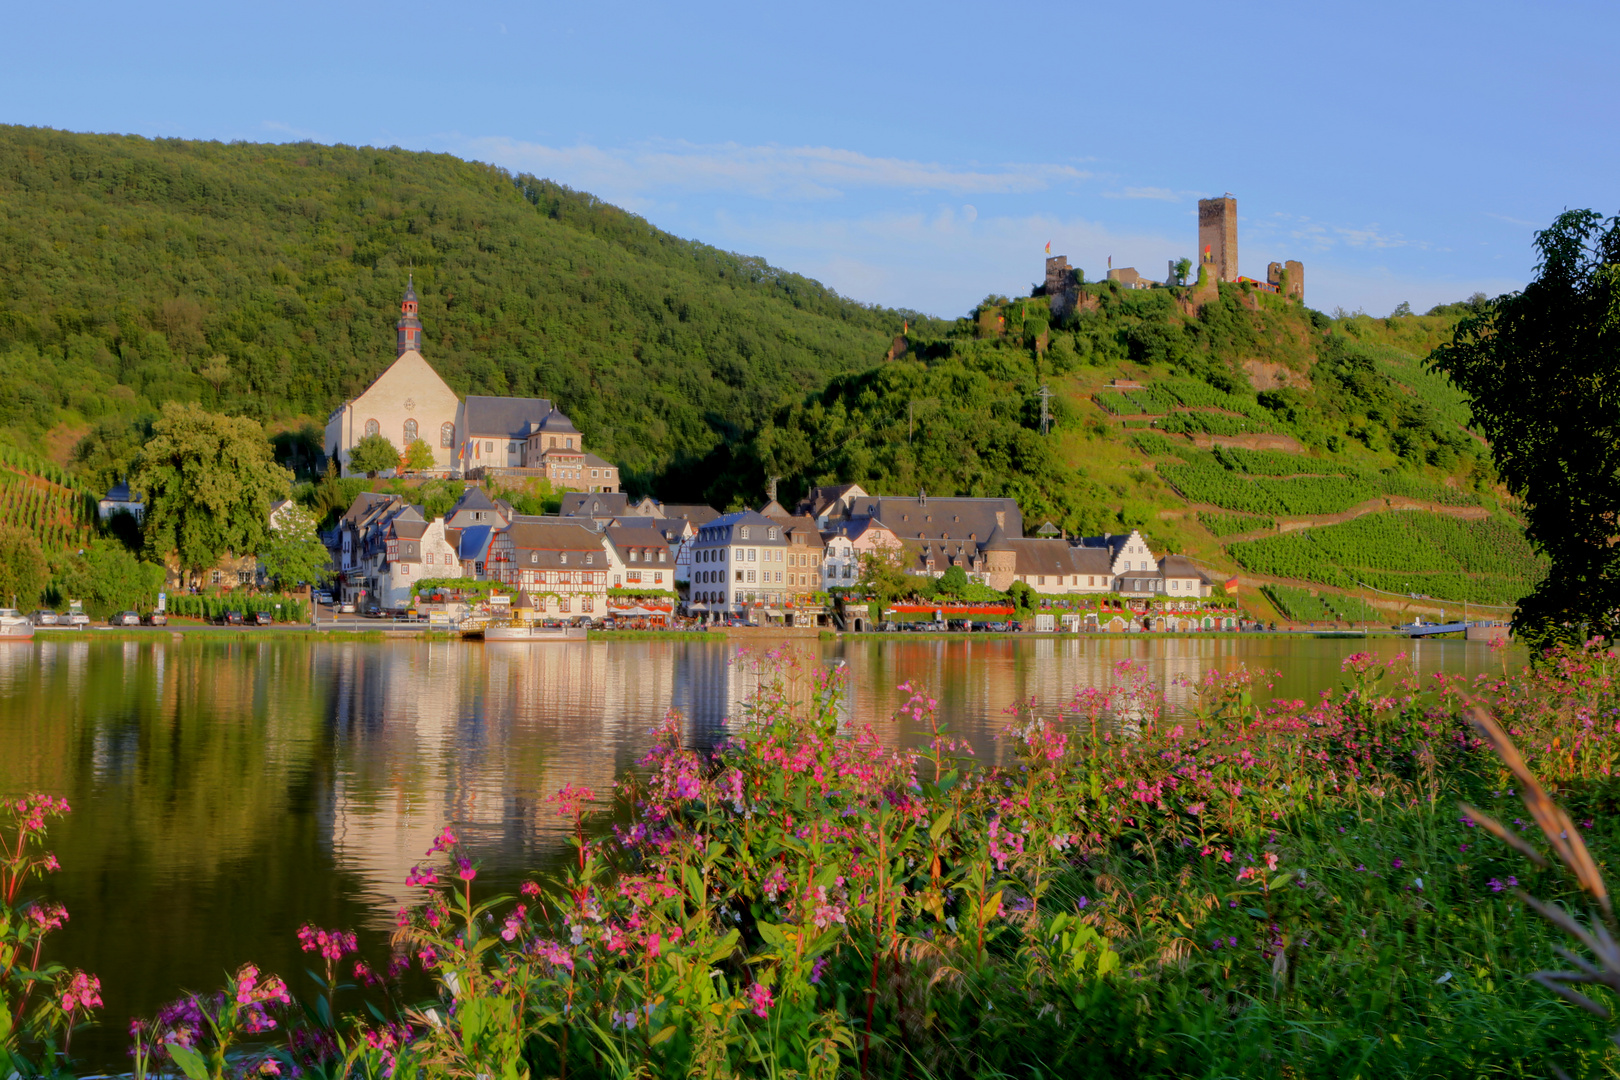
<box><xmin>1430</xmin><ymin>209</ymin><xmax>1620</xmax><ymax>648</ymax></box>
<box><xmin>258</xmin><ymin>504</ymin><xmax>331</xmax><ymax>590</ymax></box>
<box><xmin>132</xmin><ymin>402</ymin><xmax>292</xmax><ymax>577</ymax></box>
<box><xmin>348</xmin><ymin>434</ymin><xmax>401</xmax><ymax>478</ymax></box>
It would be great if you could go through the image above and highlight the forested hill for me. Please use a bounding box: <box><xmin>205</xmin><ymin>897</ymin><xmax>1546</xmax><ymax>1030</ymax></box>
<box><xmin>0</xmin><ymin>125</ymin><xmax>933</xmax><ymax>485</ymax></box>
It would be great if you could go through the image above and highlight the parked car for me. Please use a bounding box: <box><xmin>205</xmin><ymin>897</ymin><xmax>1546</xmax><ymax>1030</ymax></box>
<box><xmin>109</xmin><ymin>610</ymin><xmax>141</xmax><ymax>626</ymax></box>
<box><xmin>313</xmin><ymin>590</ymin><xmax>333</xmax><ymax>605</ymax></box>
<box><xmin>221</xmin><ymin>610</ymin><xmax>244</xmax><ymax>626</ymax></box>
<box><xmin>144</xmin><ymin>611</ymin><xmax>168</xmax><ymax>626</ymax></box>
<box><xmin>252</xmin><ymin>610</ymin><xmax>274</xmax><ymax>626</ymax></box>
<box><xmin>29</xmin><ymin>610</ymin><xmax>58</xmax><ymax>626</ymax></box>
<box><xmin>337</xmin><ymin>601</ymin><xmax>356</xmax><ymax>614</ymax></box>
<box><xmin>63</xmin><ymin>602</ymin><xmax>90</xmax><ymax>628</ymax></box>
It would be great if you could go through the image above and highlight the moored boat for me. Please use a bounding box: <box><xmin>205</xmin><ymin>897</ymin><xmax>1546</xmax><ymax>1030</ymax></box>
<box><xmin>0</xmin><ymin>609</ymin><xmax>35</xmax><ymax>641</ymax></box>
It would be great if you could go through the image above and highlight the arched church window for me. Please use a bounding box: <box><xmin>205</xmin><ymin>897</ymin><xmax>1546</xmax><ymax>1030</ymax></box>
<box><xmin>441</xmin><ymin>422</ymin><xmax>454</xmax><ymax>448</ymax></box>
<box><xmin>364</xmin><ymin>419</ymin><xmax>380</xmax><ymax>438</ymax></box>
<box><xmin>403</xmin><ymin>419</ymin><xmax>418</xmax><ymax>443</ymax></box>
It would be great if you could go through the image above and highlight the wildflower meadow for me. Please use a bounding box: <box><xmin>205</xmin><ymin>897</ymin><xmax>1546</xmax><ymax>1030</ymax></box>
<box><xmin>7</xmin><ymin>646</ymin><xmax>1620</xmax><ymax>1077</ymax></box>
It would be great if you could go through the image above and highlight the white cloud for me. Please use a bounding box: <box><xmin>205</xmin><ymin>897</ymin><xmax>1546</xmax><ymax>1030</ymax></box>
<box><xmin>1101</xmin><ymin>186</ymin><xmax>1179</xmax><ymax>201</ymax></box>
<box><xmin>456</xmin><ymin>136</ymin><xmax>1093</xmax><ymax>201</ymax></box>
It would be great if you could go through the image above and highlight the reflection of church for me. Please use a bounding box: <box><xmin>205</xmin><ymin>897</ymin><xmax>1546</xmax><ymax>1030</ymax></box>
<box><xmin>323</xmin><ymin>281</ymin><xmax>620</xmax><ymax>491</ymax></box>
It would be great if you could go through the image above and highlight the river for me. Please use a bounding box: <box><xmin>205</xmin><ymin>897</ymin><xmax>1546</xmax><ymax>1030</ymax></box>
<box><xmin>0</xmin><ymin>633</ymin><xmax>1512</xmax><ymax>1069</ymax></box>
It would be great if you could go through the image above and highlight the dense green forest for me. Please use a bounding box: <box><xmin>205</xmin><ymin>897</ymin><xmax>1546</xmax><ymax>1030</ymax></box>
<box><xmin>0</xmin><ymin>125</ymin><xmax>1540</xmax><ymax>617</ymax></box>
<box><xmin>0</xmin><ymin>125</ymin><xmax>934</xmax><ymax>488</ymax></box>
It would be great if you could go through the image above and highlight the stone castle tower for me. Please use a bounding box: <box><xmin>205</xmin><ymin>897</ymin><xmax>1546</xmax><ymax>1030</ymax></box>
<box><xmin>396</xmin><ymin>275</ymin><xmax>424</xmax><ymax>357</ymax></box>
<box><xmin>1198</xmin><ymin>196</ymin><xmax>1238</xmax><ymax>282</ymax></box>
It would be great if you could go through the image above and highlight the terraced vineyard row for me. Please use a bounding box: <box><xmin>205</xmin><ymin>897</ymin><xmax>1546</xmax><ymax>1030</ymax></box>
<box><xmin>0</xmin><ymin>453</ymin><xmax>98</xmax><ymax>552</ymax></box>
<box><xmin>1262</xmin><ymin>584</ymin><xmax>1382</xmax><ymax>623</ymax></box>
<box><xmin>1229</xmin><ymin>511</ymin><xmax>1544</xmax><ymax>606</ymax></box>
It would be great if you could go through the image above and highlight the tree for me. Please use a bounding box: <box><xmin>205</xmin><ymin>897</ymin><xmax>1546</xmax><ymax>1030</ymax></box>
<box><xmin>855</xmin><ymin>544</ymin><xmax>911</xmax><ymax>606</ymax></box>
<box><xmin>0</xmin><ymin>527</ymin><xmax>46</xmax><ymax>608</ymax></box>
<box><xmin>1172</xmin><ymin>258</ymin><xmax>1192</xmax><ymax>286</ymax></box>
<box><xmin>936</xmin><ymin>564</ymin><xmax>970</xmax><ymax>597</ymax></box>
<box><xmin>348</xmin><ymin>434</ymin><xmax>400</xmax><ymax>478</ymax></box>
<box><xmin>1430</xmin><ymin>209</ymin><xmax>1620</xmax><ymax>648</ymax></box>
<box><xmin>132</xmin><ymin>402</ymin><xmax>292</xmax><ymax>578</ymax></box>
<box><xmin>402</xmin><ymin>438</ymin><xmax>436</xmax><ymax>473</ymax></box>
<box><xmin>49</xmin><ymin>541</ymin><xmax>164</xmax><ymax>616</ymax></box>
<box><xmin>258</xmin><ymin>504</ymin><xmax>331</xmax><ymax>590</ymax></box>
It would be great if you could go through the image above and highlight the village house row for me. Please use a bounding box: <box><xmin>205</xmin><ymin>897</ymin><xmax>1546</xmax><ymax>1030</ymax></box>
<box><xmin>320</xmin><ymin>285</ymin><xmax>1213</xmax><ymax>621</ymax></box>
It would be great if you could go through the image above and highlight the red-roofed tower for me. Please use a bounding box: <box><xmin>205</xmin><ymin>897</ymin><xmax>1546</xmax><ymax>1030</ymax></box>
<box><xmin>396</xmin><ymin>274</ymin><xmax>424</xmax><ymax>356</ymax></box>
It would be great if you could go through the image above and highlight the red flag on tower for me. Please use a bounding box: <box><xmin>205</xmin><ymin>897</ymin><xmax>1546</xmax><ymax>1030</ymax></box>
<box><xmin>1045</xmin><ymin>241</ymin><xmax>1051</xmax><ymax>254</ymax></box>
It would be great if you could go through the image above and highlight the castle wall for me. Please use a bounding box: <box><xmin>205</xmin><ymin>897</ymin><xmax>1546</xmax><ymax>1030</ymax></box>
<box><xmin>1198</xmin><ymin>196</ymin><xmax>1239</xmax><ymax>282</ymax></box>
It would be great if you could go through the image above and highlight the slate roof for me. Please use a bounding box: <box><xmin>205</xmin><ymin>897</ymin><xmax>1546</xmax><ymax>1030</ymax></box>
<box><xmin>342</xmin><ymin>491</ymin><xmax>398</xmax><ymax>525</ymax></box>
<box><xmin>1160</xmin><ymin>555</ymin><xmax>1210</xmax><ymax>582</ymax></box>
<box><xmin>458</xmin><ymin>525</ymin><xmax>494</xmax><ymax>562</ymax></box>
<box><xmin>606</xmin><ymin>525</ymin><xmax>672</xmax><ymax>559</ymax></box>
<box><xmin>853</xmin><ymin>495</ymin><xmax>1022</xmax><ymax>543</ymax></box>
<box><xmin>498</xmin><ymin>520</ymin><xmax>606</xmax><ymax>570</ymax></box>
<box><xmin>1006</xmin><ymin>538</ymin><xmax>1079</xmax><ymax>577</ymax></box>
<box><xmin>694</xmin><ymin>510</ymin><xmax>792</xmax><ymax>545</ymax></box>
<box><xmin>462</xmin><ymin>396</ymin><xmax>561</xmax><ymax>438</ymax></box>
<box><xmin>560</xmin><ymin>492</ymin><xmax>630</xmax><ymax>518</ymax></box>
<box><xmin>794</xmin><ymin>483</ymin><xmax>867</xmax><ymax>519</ymax></box>
<box><xmin>103</xmin><ymin>481</ymin><xmax>142</xmax><ymax>503</ymax></box>
<box><xmin>660</xmin><ymin>504</ymin><xmax>722</xmax><ymax>526</ymax></box>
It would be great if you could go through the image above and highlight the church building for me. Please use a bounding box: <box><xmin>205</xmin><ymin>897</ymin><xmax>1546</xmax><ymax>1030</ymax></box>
<box><xmin>323</xmin><ymin>282</ymin><xmax>619</xmax><ymax>492</ymax></box>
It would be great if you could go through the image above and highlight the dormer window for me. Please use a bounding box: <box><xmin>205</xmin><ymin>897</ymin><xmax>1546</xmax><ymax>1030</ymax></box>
<box><xmin>561</xmin><ymin>553</ymin><xmax>568</xmax><ymax>564</ymax></box>
<box><xmin>629</xmin><ymin>551</ymin><xmax>638</xmax><ymax>562</ymax></box>
<box><xmin>586</xmin><ymin>553</ymin><xmax>594</xmax><ymax>564</ymax></box>
<box><xmin>530</xmin><ymin>552</ymin><xmax>538</xmax><ymax>564</ymax></box>
<box><xmin>767</xmin><ymin>528</ymin><xmax>777</xmax><ymax>540</ymax></box>
<box><xmin>739</xmin><ymin>526</ymin><xmax>750</xmax><ymax>540</ymax></box>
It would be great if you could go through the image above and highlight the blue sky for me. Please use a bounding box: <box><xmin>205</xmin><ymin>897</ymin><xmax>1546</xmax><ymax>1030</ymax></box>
<box><xmin>4</xmin><ymin>0</ymin><xmax>1613</xmax><ymax>318</ymax></box>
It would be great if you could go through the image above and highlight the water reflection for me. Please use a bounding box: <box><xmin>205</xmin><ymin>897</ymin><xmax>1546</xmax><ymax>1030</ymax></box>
<box><xmin>0</xmin><ymin>633</ymin><xmax>1513</xmax><ymax>1069</ymax></box>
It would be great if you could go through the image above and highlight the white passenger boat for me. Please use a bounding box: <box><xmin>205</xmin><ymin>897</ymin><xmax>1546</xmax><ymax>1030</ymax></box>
<box><xmin>0</xmin><ymin>609</ymin><xmax>35</xmax><ymax>641</ymax></box>
<box><xmin>481</xmin><ymin>621</ymin><xmax>587</xmax><ymax>643</ymax></box>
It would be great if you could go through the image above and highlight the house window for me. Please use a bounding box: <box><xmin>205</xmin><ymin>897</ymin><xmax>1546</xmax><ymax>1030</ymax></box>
<box><xmin>654</xmin><ymin>572</ymin><xmax>662</xmax><ymax>584</ymax></box>
<box><xmin>485</xmin><ymin>441</ymin><xmax>494</xmax><ymax>453</ymax></box>
<box><xmin>560</xmin><ymin>598</ymin><xmax>571</xmax><ymax>613</ymax></box>
<box><xmin>441</xmin><ymin>423</ymin><xmax>455</xmax><ymax>448</ymax></box>
<box><xmin>1039</xmin><ymin>576</ymin><xmax>1046</xmax><ymax>585</ymax></box>
<box><xmin>747</xmin><ymin>549</ymin><xmax>756</xmax><ymax>562</ymax></box>
<box><xmin>560</xmin><ymin>553</ymin><xmax>568</xmax><ymax>564</ymax></box>
<box><xmin>364</xmin><ymin>419</ymin><xmax>380</xmax><ymax>438</ymax></box>
<box><xmin>735</xmin><ymin>570</ymin><xmax>744</xmax><ymax>582</ymax></box>
<box><xmin>591</xmin><ymin>469</ymin><xmax>599</xmax><ymax>478</ymax></box>
<box><xmin>530</xmin><ymin>552</ymin><xmax>538</xmax><ymax>564</ymax></box>
<box><xmin>1089</xmin><ymin>576</ymin><xmax>1095</xmax><ymax>586</ymax></box>
<box><xmin>401</xmin><ymin>564</ymin><xmax>410</xmax><ymax>576</ymax></box>
<box><xmin>426</xmin><ymin>553</ymin><xmax>434</xmax><ymax>565</ymax></box>
<box><xmin>582</xmin><ymin>596</ymin><xmax>593</xmax><ymax>612</ymax></box>
<box><xmin>212</xmin><ymin>570</ymin><xmax>222</xmax><ymax>585</ymax></box>
<box><xmin>585</xmin><ymin>554</ymin><xmax>594</xmax><ymax>565</ymax></box>
<box><xmin>566</xmin><ymin>437</ymin><xmax>574</xmax><ymax>449</ymax></box>
<box><xmin>238</xmin><ymin>570</ymin><xmax>252</xmax><ymax>585</ymax></box>
<box><xmin>475</xmin><ymin>561</ymin><xmax>484</xmax><ymax>575</ymax></box>
<box><xmin>404</xmin><ymin>419</ymin><xmax>418</xmax><ymax>443</ymax></box>
<box><xmin>768</xmin><ymin>527</ymin><xmax>777</xmax><ymax>540</ymax></box>
<box><xmin>1170</xmin><ymin>580</ymin><xmax>1179</xmax><ymax>590</ymax></box>
<box><xmin>629</xmin><ymin>551</ymin><xmax>638</xmax><ymax>562</ymax></box>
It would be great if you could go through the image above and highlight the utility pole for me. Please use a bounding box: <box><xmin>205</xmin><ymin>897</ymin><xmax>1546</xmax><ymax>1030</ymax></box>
<box><xmin>1037</xmin><ymin>384</ymin><xmax>1054</xmax><ymax>435</ymax></box>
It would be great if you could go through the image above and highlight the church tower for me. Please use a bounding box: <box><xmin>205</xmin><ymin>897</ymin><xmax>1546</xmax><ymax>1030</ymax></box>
<box><xmin>396</xmin><ymin>275</ymin><xmax>424</xmax><ymax>357</ymax></box>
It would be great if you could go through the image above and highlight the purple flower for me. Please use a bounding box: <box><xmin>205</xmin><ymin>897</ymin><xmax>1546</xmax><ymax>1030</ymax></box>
<box><xmin>1392</xmin><ymin>858</ymin><xmax>1404</xmax><ymax>870</ymax></box>
<box><xmin>810</xmin><ymin>956</ymin><xmax>828</xmax><ymax>985</ymax></box>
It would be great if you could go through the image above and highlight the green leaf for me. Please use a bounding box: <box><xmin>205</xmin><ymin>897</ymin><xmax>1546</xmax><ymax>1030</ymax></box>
<box><xmin>167</xmin><ymin>1043</ymin><xmax>211</xmax><ymax>1080</ymax></box>
<box><xmin>756</xmin><ymin>920</ymin><xmax>787</xmax><ymax>947</ymax></box>
<box><xmin>683</xmin><ymin>864</ymin><xmax>707</xmax><ymax>908</ymax></box>
<box><xmin>930</xmin><ymin>809</ymin><xmax>954</xmax><ymax>842</ymax></box>
<box><xmin>708</xmin><ymin>928</ymin><xmax>740</xmax><ymax>963</ymax></box>
<box><xmin>650</xmin><ymin>1024</ymin><xmax>677</xmax><ymax>1046</ymax></box>
<box><xmin>1246</xmin><ymin>907</ymin><xmax>1268</xmax><ymax>919</ymax></box>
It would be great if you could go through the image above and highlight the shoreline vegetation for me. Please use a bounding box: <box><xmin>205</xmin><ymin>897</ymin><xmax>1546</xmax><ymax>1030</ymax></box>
<box><xmin>2</xmin><ymin>647</ymin><xmax>1618</xmax><ymax>1076</ymax></box>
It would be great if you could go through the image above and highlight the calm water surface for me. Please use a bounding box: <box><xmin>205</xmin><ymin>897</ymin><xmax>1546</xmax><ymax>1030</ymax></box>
<box><xmin>0</xmin><ymin>634</ymin><xmax>1515</xmax><ymax>1068</ymax></box>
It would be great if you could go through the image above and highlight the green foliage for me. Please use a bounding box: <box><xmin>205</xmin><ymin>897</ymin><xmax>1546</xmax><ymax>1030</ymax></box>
<box><xmin>346</xmin><ymin>433</ymin><xmax>401</xmax><ymax>478</ymax></box>
<box><xmin>936</xmin><ymin>564</ymin><xmax>971</xmax><ymax>597</ymax></box>
<box><xmin>0</xmin><ymin>125</ymin><xmax>931</xmax><ymax>488</ymax></box>
<box><xmin>1230</xmin><ymin>511</ymin><xmax>1546</xmax><ymax>605</ymax></box>
<box><xmin>401</xmin><ymin>439</ymin><xmax>436</xmax><ymax>473</ymax></box>
<box><xmin>1429</xmin><ymin>209</ymin><xmax>1620</xmax><ymax>647</ymax></box>
<box><xmin>256</xmin><ymin>504</ymin><xmax>331</xmax><ymax>590</ymax></box>
<box><xmin>47</xmin><ymin>540</ymin><xmax>165</xmax><ymax>616</ymax></box>
<box><xmin>163</xmin><ymin>591</ymin><xmax>307</xmax><ymax>621</ymax></box>
<box><xmin>1262</xmin><ymin>584</ymin><xmax>1381</xmax><ymax>622</ymax></box>
<box><xmin>132</xmin><ymin>403</ymin><xmax>292</xmax><ymax>574</ymax></box>
<box><xmin>70</xmin><ymin>415</ymin><xmax>156</xmax><ymax>496</ymax></box>
<box><xmin>0</xmin><ymin>526</ymin><xmax>47</xmax><ymax>608</ymax></box>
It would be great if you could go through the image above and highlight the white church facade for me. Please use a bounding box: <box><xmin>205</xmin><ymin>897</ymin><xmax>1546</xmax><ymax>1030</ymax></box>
<box><xmin>323</xmin><ymin>281</ymin><xmax>620</xmax><ymax>492</ymax></box>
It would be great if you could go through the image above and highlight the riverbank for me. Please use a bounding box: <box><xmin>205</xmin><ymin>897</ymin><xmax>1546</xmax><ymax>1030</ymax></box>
<box><xmin>0</xmin><ymin>643</ymin><xmax>1600</xmax><ymax>1077</ymax></box>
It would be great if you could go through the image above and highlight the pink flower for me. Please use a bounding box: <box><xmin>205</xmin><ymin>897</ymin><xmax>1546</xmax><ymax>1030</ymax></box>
<box><xmin>59</xmin><ymin>971</ymin><xmax>101</xmax><ymax>1013</ymax></box>
<box><xmin>297</xmin><ymin>925</ymin><xmax>358</xmax><ymax>962</ymax></box>
<box><xmin>428</xmin><ymin>826</ymin><xmax>459</xmax><ymax>854</ymax></box>
<box><xmin>405</xmin><ymin>865</ymin><xmax>440</xmax><ymax>887</ymax></box>
<box><xmin>748</xmin><ymin>982</ymin><xmax>774</xmax><ymax>1018</ymax></box>
<box><xmin>456</xmin><ymin>855</ymin><xmax>477</xmax><ymax>882</ymax></box>
<box><xmin>1264</xmin><ymin>852</ymin><xmax>1278</xmax><ymax>871</ymax></box>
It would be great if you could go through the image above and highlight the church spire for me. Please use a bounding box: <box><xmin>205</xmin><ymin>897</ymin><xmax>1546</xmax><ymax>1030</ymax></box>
<box><xmin>396</xmin><ymin>274</ymin><xmax>424</xmax><ymax>357</ymax></box>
